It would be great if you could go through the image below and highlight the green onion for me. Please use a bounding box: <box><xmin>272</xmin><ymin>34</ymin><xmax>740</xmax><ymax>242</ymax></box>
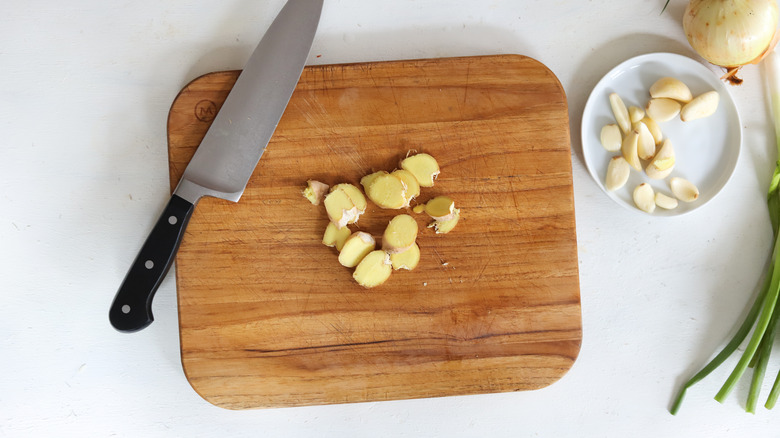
<box><xmin>670</xmin><ymin>49</ymin><xmax>780</xmax><ymax>414</ymax></box>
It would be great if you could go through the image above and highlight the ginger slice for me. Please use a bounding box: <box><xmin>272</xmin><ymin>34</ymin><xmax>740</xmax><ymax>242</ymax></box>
<box><xmin>353</xmin><ymin>250</ymin><xmax>392</xmax><ymax>288</ymax></box>
<box><xmin>400</xmin><ymin>153</ymin><xmax>440</xmax><ymax>187</ymax></box>
<box><xmin>429</xmin><ymin>208</ymin><xmax>460</xmax><ymax>234</ymax></box>
<box><xmin>324</xmin><ymin>184</ymin><xmax>365</xmax><ymax>229</ymax></box>
<box><xmin>391</xmin><ymin>169</ymin><xmax>420</xmax><ymax>204</ymax></box>
<box><xmin>360</xmin><ymin>171</ymin><xmax>385</xmax><ymax>192</ymax></box>
<box><xmin>382</xmin><ymin>214</ymin><xmax>418</xmax><ymax>253</ymax></box>
<box><xmin>322</xmin><ymin>222</ymin><xmax>351</xmax><ymax>251</ymax></box>
<box><xmin>303</xmin><ymin>180</ymin><xmax>329</xmax><ymax>205</ymax></box>
<box><xmin>412</xmin><ymin>204</ymin><xmax>426</xmax><ymax>214</ymax></box>
<box><xmin>338</xmin><ymin>231</ymin><xmax>375</xmax><ymax>267</ymax></box>
<box><xmin>366</xmin><ymin>172</ymin><xmax>408</xmax><ymax>209</ymax></box>
<box><xmin>336</xmin><ymin>183</ymin><xmax>367</xmax><ymax>213</ymax></box>
<box><xmin>424</xmin><ymin>196</ymin><xmax>456</xmax><ymax>221</ymax></box>
<box><xmin>390</xmin><ymin>243</ymin><xmax>420</xmax><ymax>271</ymax></box>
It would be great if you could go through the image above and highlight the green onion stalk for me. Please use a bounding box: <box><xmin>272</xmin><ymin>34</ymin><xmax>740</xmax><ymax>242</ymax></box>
<box><xmin>670</xmin><ymin>49</ymin><xmax>780</xmax><ymax>414</ymax></box>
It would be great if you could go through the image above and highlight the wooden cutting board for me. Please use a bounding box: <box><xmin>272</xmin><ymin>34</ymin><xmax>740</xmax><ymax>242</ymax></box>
<box><xmin>168</xmin><ymin>55</ymin><xmax>581</xmax><ymax>410</ymax></box>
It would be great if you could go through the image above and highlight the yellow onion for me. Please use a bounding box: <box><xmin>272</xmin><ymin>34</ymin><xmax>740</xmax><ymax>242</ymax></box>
<box><xmin>683</xmin><ymin>0</ymin><xmax>779</xmax><ymax>83</ymax></box>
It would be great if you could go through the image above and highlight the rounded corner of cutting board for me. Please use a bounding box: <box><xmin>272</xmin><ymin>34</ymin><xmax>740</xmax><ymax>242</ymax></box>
<box><xmin>170</xmin><ymin>55</ymin><xmax>581</xmax><ymax>409</ymax></box>
<box><xmin>502</xmin><ymin>54</ymin><xmax>568</xmax><ymax>106</ymax></box>
<box><xmin>180</xmin><ymin>363</ymin><xmax>239</xmax><ymax>410</ymax></box>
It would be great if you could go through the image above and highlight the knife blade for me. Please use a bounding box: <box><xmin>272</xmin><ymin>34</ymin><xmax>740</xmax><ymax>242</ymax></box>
<box><xmin>109</xmin><ymin>0</ymin><xmax>323</xmax><ymax>333</ymax></box>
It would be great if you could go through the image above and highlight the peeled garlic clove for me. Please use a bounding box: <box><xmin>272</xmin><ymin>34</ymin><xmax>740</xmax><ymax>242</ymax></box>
<box><xmin>655</xmin><ymin>192</ymin><xmax>679</xmax><ymax>210</ymax></box>
<box><xmin>646</xmin><ymin>98</ymin><xmax>681</xmax><ymax>122</ymax></box>
<box><xmin>621</xmin><ymin>129</ymin><xmax>641</xmax><ymax>171</ymax></box>
<box><xmin>633</xmin><ymin>183</ymin><xmax>656</xmax><ymax>213</ymax></box>
<box><xmin>629</xmin><ymin>106</ymin><xmax>645</xmax><ymax>124</ymax></box>
<box><xmin>600</xmin><ymin>124</ymin><xmax>622</xmax><ymax>152</ymax></box>
<box><xmin>645</xmin><ymin>139</ymin><xmax>675</xmax><ymax>180</ymax></box>
<box><xmin>649</xmin><ymin>77</ymin><xmax>693</xmax><ymax>103</ymax></box>
<box><xmin>641</xmin><ymin>117</ymin><xmax>664</xmax><ymax>145</ymax></box>
<box><xmin>605</xmin><ymin>156</ymin><xmax>631</xmax><ymax>191</ymax></box>
<box><xmin>609</xmin><ymin>92</ymin><xmax>631</xmax><ymax>134</ymax></box>
<box><xmin>634</xmin><ymin>121</ymin><xmax>656</xmax><ymax>160</ymax></box>
<box><xmin>681</xmin><ymin>91</ymin><xmax>720</xmax><ymax>121</ymax></box>
<box><xmin>670</xmin><ymin>177</ymin><xmax>699</xmax><ymax>202</ymax></box>
<box><xmin>669</xmin><ymin>177</ymin><xmax>699</xmax><ymax>202</ymax></box>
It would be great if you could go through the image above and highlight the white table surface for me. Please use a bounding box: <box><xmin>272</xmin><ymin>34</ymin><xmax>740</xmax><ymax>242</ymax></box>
<box><xmin>3</xmin><ymin>1</ymin><xmax>780</xmax><ymax>436</ymax></box>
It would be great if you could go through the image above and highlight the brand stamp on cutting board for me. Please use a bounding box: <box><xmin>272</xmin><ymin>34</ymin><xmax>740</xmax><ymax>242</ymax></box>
<box><xmin>194</xmin><ymin>99</ymin><xmax>218</xmax><ymax>122</ymax></box>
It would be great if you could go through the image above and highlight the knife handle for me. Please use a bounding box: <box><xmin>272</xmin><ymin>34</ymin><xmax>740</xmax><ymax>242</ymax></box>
<box><xmin>109</xmin><ymin>195</ymin><xmax>194</xmax><ymax>332</ymax></box>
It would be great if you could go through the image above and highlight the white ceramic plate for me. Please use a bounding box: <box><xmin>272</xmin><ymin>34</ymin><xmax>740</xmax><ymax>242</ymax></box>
<box><xmin>581</xmin><ymin>52</ymin><xmax>741</xmax><ymax>216</ymax></box>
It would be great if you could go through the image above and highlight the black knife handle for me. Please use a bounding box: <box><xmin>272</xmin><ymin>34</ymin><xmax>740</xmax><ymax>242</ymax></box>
<box><xmin>109</xmin><ymin>195</ymin><xmax>195</xmax><ymax>332</ymax></box>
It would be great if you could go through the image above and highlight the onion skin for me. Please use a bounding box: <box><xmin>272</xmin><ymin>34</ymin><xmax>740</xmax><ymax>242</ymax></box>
<box><xmin>683</xmin><ymin>0</ymin><xmax>779</xmax><ymax>82</ymax></box>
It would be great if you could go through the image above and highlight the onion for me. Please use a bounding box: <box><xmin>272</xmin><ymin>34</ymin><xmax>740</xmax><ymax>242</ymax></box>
<box><xmin>683</xmin><ymin>0</ymin><xmax>779</xmax><ymax>84</ymax></box>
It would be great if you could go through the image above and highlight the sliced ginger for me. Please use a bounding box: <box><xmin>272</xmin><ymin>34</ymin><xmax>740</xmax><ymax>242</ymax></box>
<box><xmin>338</xmin><ymin>231</ymin><xmax>375</xmax><ymax>268</ymax></box>
<box><xmin>365</xmin><ymin>172</ymin><xmax>408</xmax><ymax>209</ymax></box>
<box><xmin>382</xmin><ymin>214</ymin><xmax>418</xmax><ymax>253</ymax></box>
<box><xmin>305</xmin><ymin>151</ymin><xmax>462</xmax><ymax>288</ymax></box>
<box><xmin>303</xmin><ymin>180</ymin><xmax>329</xmax><ymax>205</ymax></box>
<box><xmin>391</xmin><ymin>169</ymin><xmax>420</xmax><ymax>204</ymax></box>
<box><xmin>353</xmin><ymin>250</ymin><xmax>392</xmax><ymax>288</ymax></box>
<box><xmin>324</xmin><ymin>183</ymin><xmax>366</xmax><ymax>229</ymax></box>
<box><xmin>424</xmin><ymin>196</ymin><xmax>456</xmax><ymax>221</ymax></box>
<box><xmin>400</xmin><ymin>153</ymin><xmax>440</xmax><ymax>187</ymax></box>
<box><xmin>322</xmin><ymin>222</ymin><xmax>351</xmax><ymax>251</ymax></box>
<box><xmin>429</xmin><ymin>208</ymin><xmax>460</xmax><ymax>234</ymax></box>
<box><xmin>390</xmin><ymin>243</ymin><xmax>420</xmax><ymax>271</ymax></box>
<box><xmin>360</xmin><ymin>171</ymin><xmax>384</xmax><ymax>191</ymax></box>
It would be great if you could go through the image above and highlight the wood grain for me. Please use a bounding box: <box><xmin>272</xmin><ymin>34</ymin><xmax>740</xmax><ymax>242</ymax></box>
<box><xmin>168</xmin><ymin>55</ymin><xmax>581</xmax><ymax>409</ymax></box>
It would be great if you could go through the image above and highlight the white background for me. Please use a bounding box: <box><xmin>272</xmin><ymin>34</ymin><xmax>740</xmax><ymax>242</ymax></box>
<box><xmin>3</xmin><ymin>1</ymin><xmax>780</xmax><ymax>436</ymax></box>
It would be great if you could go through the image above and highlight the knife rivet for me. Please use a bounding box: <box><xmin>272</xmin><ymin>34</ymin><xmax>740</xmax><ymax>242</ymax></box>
<box><xmin>168</xmin><ymin>215</ymin><xmax>178</xmax><ymax>225</ymax></box>
<box><xmin>121</xmin><ymin>305</ymin><xmax>131</xmax><ymax>314</ymax></box>
<box><xmin>144</xmin><ymin>260</ymin><xmax>154</xmax><ymax>270</ymax></box>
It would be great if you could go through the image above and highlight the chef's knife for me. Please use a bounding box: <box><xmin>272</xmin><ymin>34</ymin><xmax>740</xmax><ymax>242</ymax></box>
<box><xmin>109</xmin><ymin>0</ymin><xmax>323</xmax><ymax>332</ymax></box>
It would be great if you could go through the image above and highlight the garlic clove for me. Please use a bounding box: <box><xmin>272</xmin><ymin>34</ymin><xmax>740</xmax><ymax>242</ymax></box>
<box><xmin>670</xmin><ymin>177</ymin><xmax>700</xmax><ymax>202</ymax></box>
<box><xmin>680</xmin><ymin>91</ymin><xmax>720</xmax><ymax>121</ymax></box>
<box><xmin>600</xmin><ymin>124</ymin><xmax>623</xmax><ymax>152</ymax></box>
<box><xmin>645</xmin><ymin>139</ymin><xmax>675</xmax><ymax>180</ymax></box>
<box><xmin>605</xmin><ymin>156</ymin><xmax>631</xmax><ymax>191</ymax></box>
<box><xmin>633</xmin><ymin>183</ymin><xmax>656</xmax><ymax>213</ymax></box>
<box><xmin>645</xmin><ymin>98</ymin><xmax>681</xmax><ymax>122</ymax></box>
<box><xmin>655</xmin><ymin>192</ymin><xmax>679</xmax><ymax>210</ymax></box>
<box><xmin>634</xmin><ymin>121</ymin><xmax>656</xmax><ymax>160</ymax></box>
<box><xmin>641</xmin><ymin>117</ymin><xmax>664</xmax><ymax>145</ymax></box>
<box><xmin>649</xmin><ymin>77</ymin><xmax>693</xmax><ymax>103</ymax></box>
<box><xmin>621</xmin><ymin>129</ymin><xmax>642</xmax><ymax>171</ymax></box>
<box><xmin>609</xmin><ymin>92</ymin><xmax>631</xmax><ymax>134</ymax></box>
<box><xmin>629</xmin><ymin>106</ymin><xmax>645</xmax><ymax>124</ymax></box>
